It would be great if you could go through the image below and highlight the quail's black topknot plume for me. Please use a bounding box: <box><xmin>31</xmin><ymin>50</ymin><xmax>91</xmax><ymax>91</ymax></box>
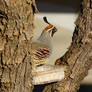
<box><xmin>43</xmin><ymin>16</ymin><xmax>51</xmax><ymax>25</ymax></box>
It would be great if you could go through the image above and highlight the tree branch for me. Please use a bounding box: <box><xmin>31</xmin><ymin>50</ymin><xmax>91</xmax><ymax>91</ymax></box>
<box><xmin>32</xmin><ymin>65</ymin><xmax>66</xmax><ymax>85</ymax></box>
<box><xmin>43</xmin><ymin>0</ymin><xmax>92</xmax><ymax>92</ymax></box>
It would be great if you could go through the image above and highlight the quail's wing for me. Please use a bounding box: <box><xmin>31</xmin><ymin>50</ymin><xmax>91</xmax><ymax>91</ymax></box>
<box><xmin>32</xmin><ymin>42</ymin><xmax>50</xmax><ymax>66</ymax></box>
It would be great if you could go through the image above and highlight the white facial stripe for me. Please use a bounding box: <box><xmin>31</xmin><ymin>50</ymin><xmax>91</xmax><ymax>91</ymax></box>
<box><xmin>47</xmin><ymin>26</ymin><xmax>54</xmax><ymax>32</ymax></box>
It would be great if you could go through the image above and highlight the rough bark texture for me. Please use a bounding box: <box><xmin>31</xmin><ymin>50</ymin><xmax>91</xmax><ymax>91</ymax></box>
<box><xmin>43</xmin><ymin>0</ymin><xmax>92</xmax><ymax>92</ymax></box>
<box><xmin>0</xmin><ymin>0</ymin><xmax>38</xmax><ymax>92</ymax></box>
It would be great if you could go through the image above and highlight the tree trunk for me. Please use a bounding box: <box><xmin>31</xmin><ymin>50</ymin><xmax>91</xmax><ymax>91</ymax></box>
<box><xmin>0</xmin><ymin>0</ymin><xmax>38</xmax><ymax>92</ymax></box>
<box><xmin>43</xmin><ymin>0</ymin><xmax>92</xmax><ymax>92</ymax></box>
<box><xmin>0</xmin><ymin>0</ymin><xmax>92</xmax><ymax>92</ymax></box>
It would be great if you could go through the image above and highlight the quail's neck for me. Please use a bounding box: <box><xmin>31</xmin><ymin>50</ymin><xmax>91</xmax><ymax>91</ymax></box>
<box><xmin>38</xmin><ymin>31</ymin><xmax>53</xmax><ymax>49</ymax></box>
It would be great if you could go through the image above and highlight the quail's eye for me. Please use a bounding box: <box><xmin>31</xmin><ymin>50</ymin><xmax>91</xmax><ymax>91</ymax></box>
<box><xmin>52</xmin><ymin>27</ymin><xmax>57</xmax><ymax>32</ymax></box>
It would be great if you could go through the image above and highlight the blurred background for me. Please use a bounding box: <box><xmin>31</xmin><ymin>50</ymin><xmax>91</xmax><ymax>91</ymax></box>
<box><xmin>33</xmin><ymin>0</ymin><xmax>92</xmax><ymax>92</ymax></box>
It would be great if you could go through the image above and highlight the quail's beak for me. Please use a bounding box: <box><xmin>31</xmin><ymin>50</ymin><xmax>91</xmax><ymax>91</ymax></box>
<box><xmin>51</xmin><ymin>27</ymin><xmax>57</xmax><ymax>37</ymax></box>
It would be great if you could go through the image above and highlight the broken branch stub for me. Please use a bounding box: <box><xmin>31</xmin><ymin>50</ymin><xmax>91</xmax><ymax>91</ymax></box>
<box><xmin>32</xmin><ymin>64</ymin><xmax>66</xmax><ymax>85</ymax></box>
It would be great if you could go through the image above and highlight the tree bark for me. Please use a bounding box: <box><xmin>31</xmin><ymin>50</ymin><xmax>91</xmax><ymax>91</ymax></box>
<box><xmin>0</xmin><ymin>0</ymin><xmax>92</xmax><ymax>92</ymax></box>
<box><xmin>0</xmin><ymin>0</ymin><xmax>38</xmax><ymax>92</ymax></box>
<box><xmin>43</xmin><ymin>0</ymin><xmax>92</xmax><ymax>92</ymax></box>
